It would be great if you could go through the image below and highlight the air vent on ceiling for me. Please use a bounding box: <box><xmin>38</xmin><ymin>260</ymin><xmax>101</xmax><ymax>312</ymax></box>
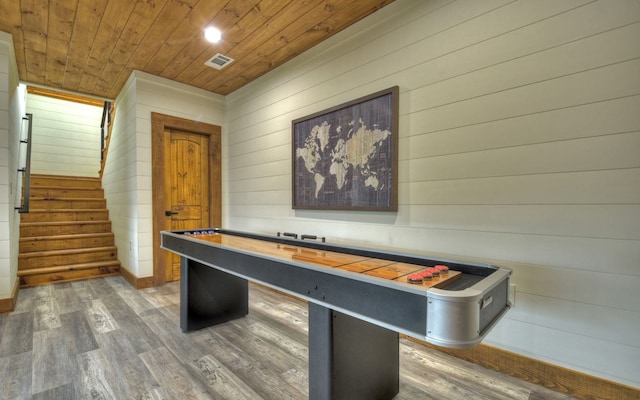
<box><xmin>204</xmin><ymin>53</ymin><xmax>234</xmax><ymax>70</ymax></box>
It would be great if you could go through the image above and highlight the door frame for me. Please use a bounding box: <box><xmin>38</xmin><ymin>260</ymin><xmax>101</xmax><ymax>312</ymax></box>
<box><xmin>151</xmin><ymin>112</ymin><xmax>222</xmax><ymax>286</ymax></box>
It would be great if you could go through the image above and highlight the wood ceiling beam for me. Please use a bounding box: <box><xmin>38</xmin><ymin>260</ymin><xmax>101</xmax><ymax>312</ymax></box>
<box><xmin>27</xmin><ymin>86</ymin><xmax>106</xmax><ymax>107</ymax></box>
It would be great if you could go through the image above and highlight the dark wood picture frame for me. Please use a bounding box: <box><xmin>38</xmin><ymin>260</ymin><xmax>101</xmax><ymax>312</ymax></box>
<box><xmin>292</xmin><ymin>86</ymin><xmax>399</xmax><ymax>211</ymax></box>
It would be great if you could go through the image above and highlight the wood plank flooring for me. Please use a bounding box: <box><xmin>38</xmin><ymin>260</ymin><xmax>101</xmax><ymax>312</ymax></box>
<box><xmin>0</xmin><ymin>276</ymin><xmax>576</xmax><ymax>399</ymax></box>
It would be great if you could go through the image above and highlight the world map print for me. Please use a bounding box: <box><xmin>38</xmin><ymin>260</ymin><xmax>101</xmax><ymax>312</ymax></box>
<box><xmin>293</xmin><ymin>90</ymin><xmax>396</xmax><ymax>210</ymax></box>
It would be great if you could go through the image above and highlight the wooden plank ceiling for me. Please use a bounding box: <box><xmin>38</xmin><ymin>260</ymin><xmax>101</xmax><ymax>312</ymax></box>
<box><xmin>0</xmin><ymin>0</ymin><xmax>395</xmax><ymax>99</ymax></box>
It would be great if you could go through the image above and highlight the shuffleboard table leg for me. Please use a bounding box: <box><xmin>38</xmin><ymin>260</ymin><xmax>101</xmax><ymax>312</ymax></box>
<box><xmin>180</xmin><ymin>258</ymin><xmax>249</xmax><ymax>332</ymax></box>
<box><xmin>308</xmin><ymin>302</ymin><xmax>399</xmax><ymax>400</ymax></box>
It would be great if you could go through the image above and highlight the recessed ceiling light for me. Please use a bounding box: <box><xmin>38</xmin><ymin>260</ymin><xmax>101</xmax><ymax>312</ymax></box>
<box><xmin>204</xmin><ymin>26</ymin><xmax>221</xmax><ymax>43</ymax></box>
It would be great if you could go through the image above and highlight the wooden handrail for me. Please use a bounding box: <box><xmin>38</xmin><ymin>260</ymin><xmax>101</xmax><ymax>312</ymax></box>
<box><xmin>99</xmin><ymin>101</ymin><xmax>115</xmax><ymax>179</ymax></box>
<box><xmin>100</xmin><ymin>102</ymin><xmax>110</xmax><ymax>162</ymax></box>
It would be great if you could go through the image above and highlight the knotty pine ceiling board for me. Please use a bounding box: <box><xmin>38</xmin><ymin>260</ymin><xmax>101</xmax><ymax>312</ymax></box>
<box><xmin>0</xmin><ymin>0</ymin><xmax>395</xmax><ymax>99</ymax></box>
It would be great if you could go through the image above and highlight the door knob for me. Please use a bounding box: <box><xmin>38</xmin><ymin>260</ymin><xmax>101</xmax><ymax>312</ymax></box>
<box><xmin>165</xmin><ymin>210</ymin><xmax>179</xmax><ymax>216</ymax></box>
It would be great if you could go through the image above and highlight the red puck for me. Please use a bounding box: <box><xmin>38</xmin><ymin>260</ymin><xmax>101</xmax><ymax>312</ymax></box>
<box><xmin>407</xmin><ymin>274</ymin><xmax>423</xmax><ymax>284</ymax></box>
<box><xmin>419</xmin><ymin>270</ymin><xmax>433</xmax><ymax>280</ymax></box>
<box><xmin>434</xmin><ymin>265</ymin><xmax>449</xmax><ymax>274</ymax></box>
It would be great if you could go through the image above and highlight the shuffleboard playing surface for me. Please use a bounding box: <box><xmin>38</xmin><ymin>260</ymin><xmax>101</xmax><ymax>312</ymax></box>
<box><xmin>190</xmin><ymin>232</ymin><xmax>461</xmax><ymax>289</ymax></box>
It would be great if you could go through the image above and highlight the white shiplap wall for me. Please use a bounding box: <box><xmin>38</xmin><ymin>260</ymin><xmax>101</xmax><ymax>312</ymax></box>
<box><xmin>26</xmin><ymin>93</ymin><xmax>103</xmax><ymax>177</ymax></box>
<box><xmin>0</xmin><ymin>33</ymin><xmax>12</xmax><ymax>298</ymax></box>
<box><xmin>0</xmin><ymin>32</ymin><xmax>22</xmax><ymax>299</ymax></box>
<box><xmin>7</xmin><ymin>76</ymin><xmax>24</xmax><ymax>301</ymax></box>
<box><xmin>225</xmin><ymin>0</ymin><xmax>640</xmax><ymax>388</ymax></box>
<box><xmin>103</xmin><ymin>72</ymin><xmax>139</xmax><ymax>276</ymax></box>
<box><xmin>102</xmin><ymin>71</ymin><xmax>225</xmax><ymax>278</ymax></box>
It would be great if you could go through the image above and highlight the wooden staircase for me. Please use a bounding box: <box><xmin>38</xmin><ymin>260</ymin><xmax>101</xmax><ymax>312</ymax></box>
<box><xmin>18</xmin><ymin>174</ymin><xmax>120</xmax><ymax>287</ymax></box>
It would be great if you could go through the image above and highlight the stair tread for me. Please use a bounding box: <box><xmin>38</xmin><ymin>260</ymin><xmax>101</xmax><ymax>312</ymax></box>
<box><xmin>30</xmin><ymin>177</ymin><xmax>101</xmax><ymax>184</ymax></box>
<box><xmin>17</xmin><ymin>260</ymin><xmax>121</xmax><ymax>276</ymax></box>
<box><xmin>20</xmin><ymin>211</ymin><xmax>110</xmax><ymax>219</ymax></box>
<box><xmin>22</xmin><ymin>209</ymin><xmax>108</xmax><ymax>213</ymax></box>
<box><xmin>19</xmin><ymin>245</ymin><xmax>117</xmax><ymax>258</ymax></box>
<box><xmin>20</xmin><ymin>232</ymin><xmax>114</xmax><ymax>241</ymax></box>
<box><xmin>31</xmin><ymin>198</ymin><xmax>105</xmax><ymax>201</ymax></box>
<box><xmin>31</xmin><ymin>185</ymin><xmax>102</xmax><ymax>189</ymax></box>
<box><xmin>31</xmin><ymin>174</ymin><xmax>100</xmax><ymax>180</ymax></box>
<box><xmin>21</xmin><ymin>220</ymin><xmax>110</xmax><ymax>226</ymax></box>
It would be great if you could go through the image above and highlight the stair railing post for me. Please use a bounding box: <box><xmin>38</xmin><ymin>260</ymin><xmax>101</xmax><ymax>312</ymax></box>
<box><xmin>16</xmin><ymin>113</ymin><xmax>33</xmax><ymax>213</ymax></box>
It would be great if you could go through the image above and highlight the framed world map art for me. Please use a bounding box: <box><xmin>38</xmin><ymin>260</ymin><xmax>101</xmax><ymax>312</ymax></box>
<box><xmin>292</xmin><ymin>86</ymin><xmax>398</xmax><ymax>211</ymax></box>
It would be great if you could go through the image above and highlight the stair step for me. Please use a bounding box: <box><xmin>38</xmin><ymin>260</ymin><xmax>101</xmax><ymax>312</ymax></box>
<box><xmin>19</xmin><ymin>209</ymin><xmax>109</xmax><ymax>223</ymax></box>
<box><xmin>30</xmin><ymin>174</ymin><xmax>102</xmax><ymax>189</ymax></box>
<box><xmin>17</xmin><ymin>260</ymin><xmax>121</xmax><ymax>276</ymax></box>
<box><xmin>19</xmin><ymin>174</ymin><xmax>120</xmax><ymax>287</ymax></box>
<box><xmin>17</xmin><ymin>260</ymin><xmax>120</xmax><ymax>287</ymax></box>
<box><xmin>29</xmin><ymin>197</ymin><xmax>107</xmax><ymax>209</ymax></box>
<box><xmin>20</xmin><ymin>233</ymin><xmax>115</xmax><ymax>252</ymax></box>
<box><xmin>29</xmin><ymin>186</ymin><xmax>104</xmax><ymax>199</ymax></box>
<box><xmin>18</xmin><ymin>246</ymin><xmax>118</xmax><ymax>270</ymax></box>
<box><xmin>20</xmin><ymin>221</ymin><xmax>112</xmax><ymax>237</ymax></box>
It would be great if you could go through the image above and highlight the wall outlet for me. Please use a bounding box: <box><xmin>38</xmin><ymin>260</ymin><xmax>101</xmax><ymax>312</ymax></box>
<box><xmin>508</xmin><ymin>284</ymin><xmax>516</xmax><ymax>307</ymax></box>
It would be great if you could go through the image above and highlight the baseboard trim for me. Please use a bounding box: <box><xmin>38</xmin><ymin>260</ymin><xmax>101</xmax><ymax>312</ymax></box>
<box><xmin>403</xmin><ymin>336</ymin><xmax>639</xmax><ymax>400</ymax></box>
<box><xmin>0</xmin><ymin>279</ymin><xmax>20</xmax><ymax>313</ymax></box>
<box><xmin>120</xmin><ymin>267</ymin><xmax>154</xmax><ymax>289</ymax></box>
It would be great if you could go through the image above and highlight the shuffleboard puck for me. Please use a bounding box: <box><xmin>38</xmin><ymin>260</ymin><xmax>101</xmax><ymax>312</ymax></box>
<box><xmin>434</xmin><ymin>265</ymin><xmax>449</xmax><ymax>274</ymax></box>
<box><xmin>419</xmin><ymin>270</ymin><xmax>433</xmax><ymax>280</ymax></box>
<box><xmin>407</xmin><ymin>274</ymin><xmax>424</xmax><ymax>284</ymax></box>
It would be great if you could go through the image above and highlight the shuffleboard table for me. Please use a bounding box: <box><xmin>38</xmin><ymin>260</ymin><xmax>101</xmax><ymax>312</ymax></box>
<box><xmin>161</xmin><ymin>228</ymin><xmax>511</xmax><ymax>400</ymax></box>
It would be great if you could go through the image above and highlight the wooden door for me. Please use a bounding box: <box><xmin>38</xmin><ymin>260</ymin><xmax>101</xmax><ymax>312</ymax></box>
<box><xmin>151</xmin><ymin>112</ymin><xmax>221</xmax><ymax>288</ymax></box>
<box><xmin>164</xmin><ymin>129</ymin><xmax>210</xmax><ymax>282</ymax></box>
